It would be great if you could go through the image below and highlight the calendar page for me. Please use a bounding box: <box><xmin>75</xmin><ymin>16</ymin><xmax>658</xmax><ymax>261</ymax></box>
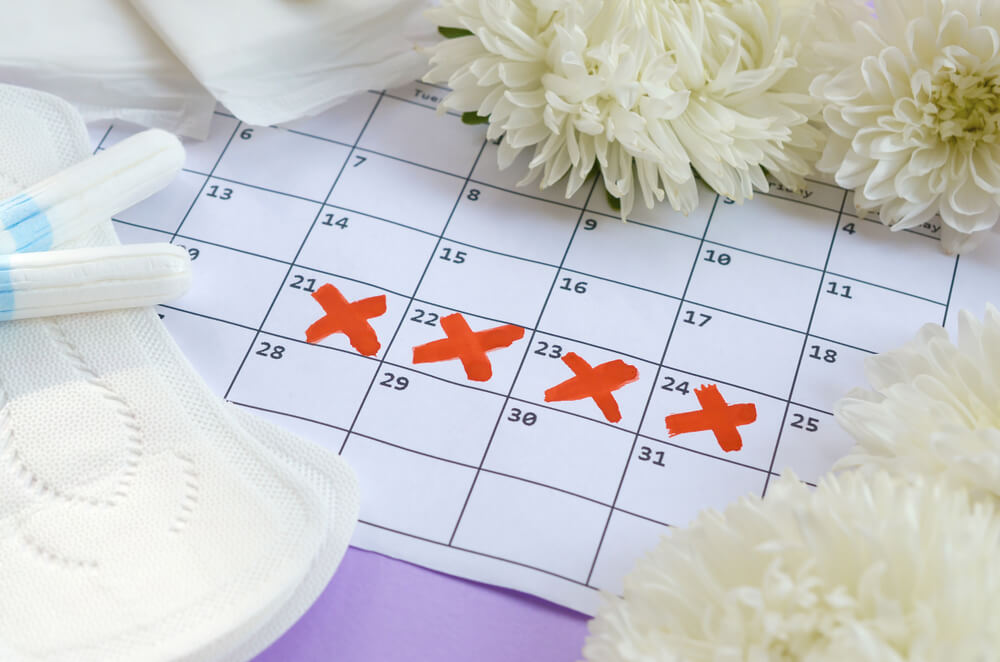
<box><xmin>89</xmin><ymin>82</ymin><xmax>1000</xmax><ymax>615</ymax></box>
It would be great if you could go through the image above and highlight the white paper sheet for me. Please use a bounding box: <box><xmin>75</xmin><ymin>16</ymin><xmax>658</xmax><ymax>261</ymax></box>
<box><xmin>90</xmin><ymin>82</ymin><xmax>1000</xmax><ymax>615</ymax></box>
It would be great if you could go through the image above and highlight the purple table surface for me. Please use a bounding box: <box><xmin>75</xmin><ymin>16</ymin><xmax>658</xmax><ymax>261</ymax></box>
<box><xmin>254</xmin><ymin>547</ymin><xmax>591</xmax><ymax>662</ymax></box>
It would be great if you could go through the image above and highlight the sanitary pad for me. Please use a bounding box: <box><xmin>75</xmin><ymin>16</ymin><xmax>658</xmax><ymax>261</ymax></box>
<box><xmin>0</xmin><ymin>85</ymin><xmax>359</xmax><ymax>661</ymax></box>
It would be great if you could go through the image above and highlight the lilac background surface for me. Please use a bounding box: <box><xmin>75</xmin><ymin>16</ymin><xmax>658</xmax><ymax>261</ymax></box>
<box><xmin>254</xmin><ymin>547</ymin><xmax>591</xmax><ymax>662</ymax></box>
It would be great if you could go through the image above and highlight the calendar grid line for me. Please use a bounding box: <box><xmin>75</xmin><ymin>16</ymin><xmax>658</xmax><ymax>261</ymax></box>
<box><xmin>232</xmin><ymin>401</ymin><xmax>350</xmax><ymax>433</ymax></box>
<box><xmin>202</xmin><ymin>172</ymin><xmax>330</xmax><ymax>205</ymax></box>
<box><xmin>355</xmin><ymin>145</ymin><xmax>468</xmax><ymax>180</ymax></box>
<box><xmin>824</xmin><ymin>272</ymin><xmax>946</xmax><ymax>307</ymax></box>
<box><xmin>850</xmin><ymin>213</ymin><xmax>941</xmax><ymax>241</ymax></box>
<box><xmin>338</xmin><ymin>138</ymin><xmax>490</xmax><ymax>455</ymax></box>
<box><xmin>321</xmin><ymin>204</ymin><xmax>442</xmax><ymax>238</ymax></box>
<box><xmin>446</xmin><ymin>178</ymin><xmax>600</xmax><ymax>546</ymax></box>
<box><xmin>942</xmin><ymin>255</ymin><xmax>960</xmax><ymax>326</ymax></box>
<box><xmin>418</xmin><ymin>81</ymin><xmax>452</xmax><ymax>92</ymax></box>
<box><xmin>159</xmin><ymin>304</ymin><xmax>258</xmax><ymax>332</ymax></box>
<box><xmin>761</xmin><ymin>190</ymin><xmax>849</xmax><ymax>495</ymax></box>
<box><xmin>585</xmin><ymin>197</ymin><xmax>720</xmax><ymax>586</ymax></box>
<box><xmin>615</xmin><ymin>507</ymin><xmax>674</xmax><ymax>528</ymax></box>
<box><xmin>660</xmin><ymin>361</ymin><xmax>841</xmax><ymax>411</ymax></box>
<box><xmin>283</xmin><ymin>128</ymin><xmax>353</xmax><ymax>149</ymax></box>
<box><xmin>92</xmin><ymin>126</ymin><xmax>113</xmax><ymax>154</ymax></box>
<box><xmin>635</xmin><ymin>433</ymin><xmax>771</xmax><ymax>474</ymax></box>
<box><xmin>113</xmin><ymin>219</ymin><xmax>172</xmax><ymax>236</ymax></box>
<box><xmin>481</xmin><ymin>469</ymin><xmax>620</xmax><ymax>509</ymax></box>
<box><xmin>358</xmin><ymin>519</ymin><xmax>600</xmax><ymax>588</ymax></box>
<box><xmin>466</xmin><ymin>178</ymin><xmax>593</xmax><ymax>212</ymax></box>
<box><xmin>700</xmin><ymin>238</ymin><xmax>827</xmax><ymax>273</ymax></box>
<box><xmin>222</xmin><ymin>92</ymin><xmax>388</xmax><ymax>401</ymax></box>
<box><xmin>803</xmin><ymin>334</ymin><xmax>877</xmax><ymax>356</ymax></box>
<box><xmin>170</xmin><ymin>123</ymin><xmax>241</xmax><ymax>242</ymax></box>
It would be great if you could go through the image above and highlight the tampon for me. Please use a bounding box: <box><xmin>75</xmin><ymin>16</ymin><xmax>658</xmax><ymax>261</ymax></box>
<box><xmin>0</xmin><ymin>243</ymin><xmax>191</xmax><ymax>320</ymax></box>
<box><xmin>0</xmin><ymin>129</ymin><xmax>184</xmax><ymax>253</ymax></box>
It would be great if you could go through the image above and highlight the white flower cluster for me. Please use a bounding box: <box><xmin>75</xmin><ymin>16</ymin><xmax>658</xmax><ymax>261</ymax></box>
<box><xmin>426</xmin><ymin>0</ymin><xmax>1000</xmax><ymax>253</ymax></box>
<box><xmin>812</xmin><ymin>0</ymin><xmax>1000</xmax><ymax>253</ymax></box>
<box><xmin>425</xmin><ymin>0</ymin><xmax>824</xmax><ymax>218</ymax></box>
<box><xmin>580</xmin><ymin>306</ymin><xmax>1000</xmax><ymax>660</ymax></box>
<box><xmin>584</xmin><ymin>472</ymin><xmax>1000</xmax><ymax>661</ymax></box>
<box><xmin>837</xmin><ymin>306</ymin><xmax>1000</xmax><ymax>504</ymax></box>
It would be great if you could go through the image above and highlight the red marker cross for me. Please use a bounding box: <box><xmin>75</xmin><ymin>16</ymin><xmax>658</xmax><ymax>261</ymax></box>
<box><xmin>412</xmin><ymin>313</ymin><xmax>524</xmax><ymax>381</ymax></box>
<box><xmin>664</xmin><ymin>384</ymin><xmax>756</xmax><ymax>452</ymax></box>
<box><xmin>544</xmin><ymin>352</ymin><xmax>639</xmax><ymax>423</ymax></box>
<box><xmin>305</xmin><ymin>283</ymin><xmax>386</xmax><ymax>356</ymax></box>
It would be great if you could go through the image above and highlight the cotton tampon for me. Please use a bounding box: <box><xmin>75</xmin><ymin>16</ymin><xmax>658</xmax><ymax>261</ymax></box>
<box><xmin>0</xmin><ymin>129</ymin><xmax>184</xmax><ymax>253</ymax></box>
<box><xmin>0</xmin><ymin>243</ymin><xmax>191</xmax><ymax>320</ymax></box>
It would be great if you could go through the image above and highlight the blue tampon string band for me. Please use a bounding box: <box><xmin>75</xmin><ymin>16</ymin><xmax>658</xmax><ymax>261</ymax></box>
<box><xmin>0</xmin><ymin>256</ymin><xmax>14</xmax><ymax>321</ymax></box>
<box><xmin>0</xmin><ymin>192</ymin><xmax>52</xmax><ymax>252</ymax></box>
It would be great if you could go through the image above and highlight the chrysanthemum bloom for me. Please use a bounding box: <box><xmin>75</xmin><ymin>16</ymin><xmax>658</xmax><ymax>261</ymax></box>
<box><xmin>424</xmin><ymin>0</ymin><xmax>823</xmax><ymax>218</ymax></box>
<box><xmin>812</xmin><ymin>0</ymin><xmax>1000</xmax><ymax>253</ymax></box>
<box><xmin>836</xmin><ymin>306</ymin><xmax>1000</xmax><ymax>503</ymax></box>
<box><xmin>583</xmin><ymin>471</ymin><xmax>1000</xmax><ymax>662</ymax></box>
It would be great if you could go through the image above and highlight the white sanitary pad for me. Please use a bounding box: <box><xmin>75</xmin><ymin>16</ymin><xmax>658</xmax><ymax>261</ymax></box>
<box><xmin>0</xmin><ymin>85</ymin><xmax>359</xmax><ymax>661</ymax></box>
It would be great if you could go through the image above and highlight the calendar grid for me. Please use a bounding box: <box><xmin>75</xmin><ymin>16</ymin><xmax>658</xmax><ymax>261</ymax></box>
<box><xmin>338</xmin><ymin>137</ymin><xmax>490</xmax><ymax>454</ymax></box>
<box><xmin>169</xmin><ymin>126</ymin><xmax>240</xmax><ymax>242</ymax></box>
<box><xmin>149</xmin><ymin>262</ymin><xmax>863</xmax><ymax>410</ymax></box>
<box><xmin>222</xmin><ymin>92</ymin><xmax>387</xmax><ymax>401</ymax></box>
<box><xmin>94</xmin><ymin>83</ymin><xmax>975</xmax><ymax>611</ymax></box>
<box><xmin>761</xmin><ymin>191</ymin><xmax>848</xmax><ymax>494</ymax></box>
<box><xmin>233</xmin><ymin>397</ymin><xmax>769</xmax><ymax>515</ymax></box>
<box><xmin>175</xmin><ymin>163</ymin><xmax>951</xmax><ymax>312</ymax></box>
<box><xmin>116</xmin><ymin>209</ymin><xmax>947</xmax><ymax>361</ymax></box>
<box><xmin>585</xmin><ymin>197</ymin><xmax>718</xmax><ymax>583</ymax></box>
<box><xmin>227</xmin><ymin>385</ymin><xmax>779</xmax><ymax>477</ymax></box>
<box><xmin>447</xmin><ymin>178</ymin><xmax>600</xmax><ymax>545</ymax></box>
<box><xmin>151</xmin><ymin>285</ymin><xmax>877</xmax><ymax>387</ymax></box>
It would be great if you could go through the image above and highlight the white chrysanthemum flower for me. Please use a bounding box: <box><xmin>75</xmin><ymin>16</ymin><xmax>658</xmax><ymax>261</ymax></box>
<box><xmin>836</xmin><ymin>305</ymin><xmax>1000</xmax><ymax>503</ymax></box>
<box><xmin>583</xmin><ymin>471</ymin><xmax>1000</xmax><ymax>662</ymax></box>
<box><xmin>779</xmin><ymin>0</ymin><xmax>874</xmax><ymax>86</ymax></box>
<box><xmin>812</xmin><ymin>0</ymin><xmax>1000</xmax><ymax>253</ymax></box>
<box><xmin>424</xmin><ymin>0</ymin><xmax>823</xmax><ymax>218</ymax></box>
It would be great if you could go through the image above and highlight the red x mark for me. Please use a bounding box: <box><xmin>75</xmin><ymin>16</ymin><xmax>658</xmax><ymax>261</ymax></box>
<box><xmin>544</xmin><ymin>352</ymin><xmax>639</xmax><ymax>423</ymax></box>
<box><xmin>664</xmin><ymin>384</ymin><xmax>756</xmax><ymax>452</ymax></box>
<box><xmin>412</xmin><ymin>313</ymin><xmax>524</xmax><ymax>381</ymax></box>
<box><xmin>305</xmin><ymin>283</ymin><xmax>386</xmax><ymax>356</ymax></box>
